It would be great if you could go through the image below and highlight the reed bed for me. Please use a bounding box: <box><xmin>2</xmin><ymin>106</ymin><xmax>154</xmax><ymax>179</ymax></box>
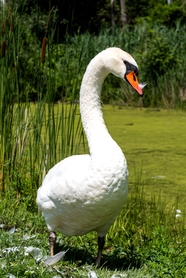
<box><xmin>0</xmin><ymin>3</ymin><xmax>85</xmax><ymax>200</ymax></box>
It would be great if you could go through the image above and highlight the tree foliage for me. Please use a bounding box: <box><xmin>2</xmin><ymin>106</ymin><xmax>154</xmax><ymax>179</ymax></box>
<box><xmin>2</xmin><ymin>0</ymin><xmax>186</xmax><ymax>38</ymax></box>
<box><xmin>34</xmin><ymin>0</ymin><xmax>186</xmax><ymax>36</ymax></box>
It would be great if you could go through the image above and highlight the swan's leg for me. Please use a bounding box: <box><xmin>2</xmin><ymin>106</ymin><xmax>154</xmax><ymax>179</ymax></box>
<box><xmin>49</xmin><ymin>231</ymin><xmax>56</xmax><ymax>257</ymax></box>
<box><xmin>95</xmin><ymin>236</ymin><xmax>105</xmax><ymax>267</ymax></box>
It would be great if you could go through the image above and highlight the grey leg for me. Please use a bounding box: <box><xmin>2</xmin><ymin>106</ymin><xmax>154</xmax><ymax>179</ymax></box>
<box><xmin>49</xmin><ymin>231</ymin><xmax>56</xmax><ymax>257</ymax></box>
<box><xmin>95</xmin><ymin>236</ymin><xmax>105</xmax><ymax>267</ymax></box>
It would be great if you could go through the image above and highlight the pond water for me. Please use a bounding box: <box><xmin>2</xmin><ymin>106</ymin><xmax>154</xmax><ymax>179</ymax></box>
<box><xmin>102</xmin><ymin>106</ymin><xmax>186</xmax><ymax>209</ymax></box>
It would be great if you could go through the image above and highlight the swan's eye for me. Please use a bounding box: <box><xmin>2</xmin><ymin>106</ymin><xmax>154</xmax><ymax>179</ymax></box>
<box><xmin>124</xmin><ymin>60</ymin><xmax>138</xmax><ymax>76</ymax></box>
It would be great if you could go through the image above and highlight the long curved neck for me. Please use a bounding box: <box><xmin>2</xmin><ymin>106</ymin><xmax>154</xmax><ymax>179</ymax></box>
<box><xmin>80</xmin><ymin>54</ymin><xmax>117</xmax><ymax>156</ymax></box>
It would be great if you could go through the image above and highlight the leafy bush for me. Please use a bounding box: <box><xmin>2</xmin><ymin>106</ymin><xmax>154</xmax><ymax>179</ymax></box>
<box><xmin>149</xmin><ymin>1</ymin><xmax>186</xmax><ymax>27</ymax></box>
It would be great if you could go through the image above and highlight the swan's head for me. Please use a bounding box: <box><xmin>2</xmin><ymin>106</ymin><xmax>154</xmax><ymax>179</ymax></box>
<box><xmin>102</xmin><ymin>47</ymin><xmax>146</xmax><ymax>96</ymax></box>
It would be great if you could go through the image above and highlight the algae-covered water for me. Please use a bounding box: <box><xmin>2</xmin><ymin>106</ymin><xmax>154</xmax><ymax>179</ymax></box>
<box><xmin>102</xmin><ymin>106</ymin><xmax>186</xmax><ymax>207</ymax></box>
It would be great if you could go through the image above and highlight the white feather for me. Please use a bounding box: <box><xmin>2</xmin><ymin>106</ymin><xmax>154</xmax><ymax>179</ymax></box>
<box><xmin>44</xmin><ymin>250</ymin><xmax>68</xmax><ymax>266</ymax></box>
<box><xmin>139</xmin><ymin>82</ymin><xmax>147</xmax><ymax>90</ymax></box>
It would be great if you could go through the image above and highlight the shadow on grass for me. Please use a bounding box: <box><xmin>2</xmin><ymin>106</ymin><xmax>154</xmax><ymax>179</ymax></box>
<box><xmin>54</xmin><ymin>242</ymin><xmax>142</xmax><ymax>270</ymax></box>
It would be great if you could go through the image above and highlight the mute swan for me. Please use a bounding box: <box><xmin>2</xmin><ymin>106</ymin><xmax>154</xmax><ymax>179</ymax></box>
<box><xmin>37</xmin><ymin>47</ymin><xmax>145</xmax><ymax>267</ymax></box>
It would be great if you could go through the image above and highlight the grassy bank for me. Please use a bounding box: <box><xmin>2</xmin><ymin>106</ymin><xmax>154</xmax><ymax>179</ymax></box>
<box><xmin>0</xmin><ymin>175</ymin><xmax>185</xmax><ymax>277</ymax></box>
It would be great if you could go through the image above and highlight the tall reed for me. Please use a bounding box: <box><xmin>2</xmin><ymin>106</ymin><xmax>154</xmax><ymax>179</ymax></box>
<box><xmin>0</xmin><ymin>2</ymin><xmax>85</xmax><ymax>201</ymax></box>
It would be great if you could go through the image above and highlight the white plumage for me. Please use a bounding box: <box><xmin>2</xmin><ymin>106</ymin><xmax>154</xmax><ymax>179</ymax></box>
<box><xmin>37</xmin><ymin>47</ymin><xmax>144</xmax><ymax>266</ymax></box>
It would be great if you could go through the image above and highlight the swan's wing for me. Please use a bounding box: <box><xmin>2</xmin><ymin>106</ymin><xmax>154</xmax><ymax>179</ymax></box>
<box><xmin>41</xmin><ymin>154</ymin><xmax>91</xmax><ymax>191</ymax></box>
<box><xmin>37</xmin><ymin>154</ymin><xmax>91</xmax><ymax>205</ymax></box>
<box><xmin>44</xmin><ymin>154</ymin><xmax>91</xmax><ymax>182</ymax></box>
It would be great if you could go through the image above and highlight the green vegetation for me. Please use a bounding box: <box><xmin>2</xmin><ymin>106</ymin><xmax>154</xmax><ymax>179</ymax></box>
<box><xmin>2</xmin><ymin>1</ymin><xmax>186</xmax><ymax>200</ymax></box>
<box><xmin>104</xmin><ymin>107</ymin><xmax>186</xmax><ymax>203</ymax></box>
<box><xmin>15</xmin><ymin>0</ymin><xmax>186</xmax><ymax>35</ymax></box>
<box><xmin>0</xmin><ymin>107</ymin><xmax>186</xmax><ymax>277</ymax></box>
<box><xmin>0</xmin><ymin>1</ymin><xmax>186</xmax><ymax>277</ymax></box>
<box><xmin>1</xmin><ymin>2</ymin><xmax>186</xmax><ymax>107</ymax></box>
<box><xmin>0</xmin><ymin>4</ymin><xmax>85</xmax><ymax>201</ymax></box>
<box><xmin>1</xmin><ymin>191</ymin><xmax>185</xmax><ymax>277</ymax></box>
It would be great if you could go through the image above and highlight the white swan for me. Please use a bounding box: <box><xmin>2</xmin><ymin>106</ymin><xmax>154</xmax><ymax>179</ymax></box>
<box><xmin>37</xmin><ymin>47</ymin><xmax>145</xmax><ymax>267</ymax></box>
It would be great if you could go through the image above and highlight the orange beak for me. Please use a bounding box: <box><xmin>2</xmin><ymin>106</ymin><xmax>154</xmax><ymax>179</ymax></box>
<box><xmin>125</xmin><ymin>71</ymin><xmax>143</xmax><ymax>96</ymax></box>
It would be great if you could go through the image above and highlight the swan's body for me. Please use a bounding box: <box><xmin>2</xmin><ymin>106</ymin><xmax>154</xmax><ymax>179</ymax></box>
<box><xmin>37</xmin><ymin>47</ymin><xmax>144</xmax><ymax>266</ymax></box>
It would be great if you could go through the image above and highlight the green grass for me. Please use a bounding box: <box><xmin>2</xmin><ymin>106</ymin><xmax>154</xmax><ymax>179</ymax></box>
<box><xmin>1</xmin><ymin>192</ymin><xmax>186</xmax><ymax>277</ymax></box>
<box><xmin>0</xmin><ymin>107</ymin><xmax>186</xmax><ymax>277</ymax></box>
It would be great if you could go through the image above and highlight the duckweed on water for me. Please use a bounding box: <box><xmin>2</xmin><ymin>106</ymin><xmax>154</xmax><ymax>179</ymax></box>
<box><xmin>103</xmin><ymin>107</ymin><xmax>186</xmax><ymax>207</ymax></box>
